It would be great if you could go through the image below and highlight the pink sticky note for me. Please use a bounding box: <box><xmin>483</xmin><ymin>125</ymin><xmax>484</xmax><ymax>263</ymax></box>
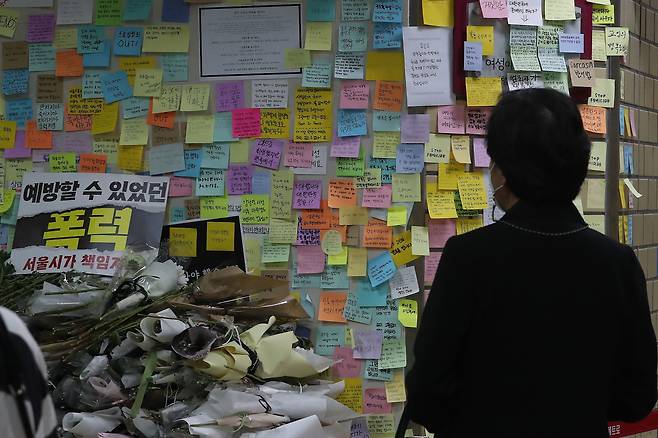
<box><xmin>466</xmin><ymin>107</ymin><xmax>491</xmax><ymax>135</ymax></box>
<box><xmin>296</xmin><ymin>245</ymin><xmax>326</xmax><ymax>274</ymax></box>
<box><xmin>428</xmin><ymin>219</ymin><xmax>456</xmax><ymax>248</ymax></box>
<box><xmin>293</xmin><ymin>179</ymin><xmax>322</xmax><ymax>209</ymax></box>
<box><xmin>332</xmin><ymin>347</ymin><xmax>362</xmax><ymax>378</ymax></box>
<box><xmin>473</xmin><ymin>138</ymin><xmax>491</xmax><ymax>168</ymax></box>
<box><xmin>285</xmin><ymin>142</ymin><xmax>312</xmax><ymax>167</ymax></box>
<box><xmin>479</xmin><ymin>0</ymin><xmax>508</xmax><ymax>18</ymax></box>
<box><xmin>169</xmin><ymin>177</ymin><xmax>194</xmax><ymax>197</ymax></box>
<box><xmin>340</xmin><ymin>80</ymin><xmax>369</xmax><ymax>109</ymax></box>
<box><xmin>362</xmin><ymin>185</ymin><xmax>392</xmax><ymax>208</ymax></box>
<box><xmin>251</xmin><ymin>138</ymin><xmax>283</xmax><ymax>170</ymax></box>
<box><xmin>53</xmin><ymin>131</ymin><xmax>92</xmax><ymax>153</ymax></box>
<box><xmin>331</xmin><ymin>135</ymin><xmax>360</xmax><ymax>158</ymax></box>
<box><xmin>231</xmin><ymin>108</ymin><xmax>261</xmax><ymax>138</ymax></box>
<box><xmin>401</xmin><ymin>114</ymin><xmax>430</xmax><ymax>143</ymax></box>
<box><xmin>27</xmin><ymin>14</ymin><xmax>56</xmax><ymax>43</ymax></box>
<box><xmin>4</xmin><ymin>131</ymin><xmax>32</xmax><ymax>159</ymax></box>
<box><xmin>227</xmin><ymin>165</ymin><xmax>253</xmax><ymax>195</ymax></box>
<box><xmin>215</xmin><ymin>81</ymin><xmax>244</xmax><ymax>112</ymax></box>
<box><xmin>364</xmin><ymin>388</ymin><xmax>393</xmax><ymax>414</ymax></box>
<box><xmin>437</xmin><ymin>104</ymin><xmax>466</xmax><ymax>134</ymax></box>
<box><xmin>424</xmin><ymin>252</ymin><xmax>442</xmax><ymax>286</ymax></box>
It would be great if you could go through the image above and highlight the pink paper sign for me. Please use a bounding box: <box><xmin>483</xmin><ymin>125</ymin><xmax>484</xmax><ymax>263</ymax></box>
<box><xmin>293</xmin><ymin>179</ymin><xmax>322</xmax><ymax>209</ymax></box>
<box><xmin>285</xmin><ymin>142</ymin><xmax>313</xmax><ymax>168</ymax></box>
<box><xmin>227</xmin><ymin>165</ymin><xmax>253</xmax><ymax>195</ymax></box>
<box><xmin>362</xmin><ymin>185</ymin><xmax>392</xmax><ymax>208</ymax></box>
<box><xmin>215</xmin><ymin>81</ymin><xmax>244</xmax><ymax>112</ymax></box>
<box><xmin>231</xmin><ymin>108</ymin><xmax>261</xmax><ymax>138</ymax></box>
<box><xmin>332</xmin><ymin>347</ymin><xmax>362</xmax><ymax>378</ymax></box>
<box><xmin>364</xmin><ymin>388</ymin><xmax>393</xmax><ymax>414</ymax></box>
<box><xmin>340</xmin><ymin>80</ymin><xmax>370</xmax><ymax>109</ymax></box>
<box><xmin>169</xmin><ymin>176</ymin><xmax>195</xmax><ymax>197</ymax></box>
<box><xmin>428</xmin><ymin>219</ymin><xmax>456</xmax><ymax>248</ymax></box>
<box><xmin>480</xmin><ymin>0</ymin><xmax>508</xmax><ymax>18</ymax></box>
<box><xmin>27</xmin><ymin>14</ymin><xmax>56</xmax><ymax>43</ymax></box>
<box><xmin>473</xmin><ymin>137</ymin><xmax>491</xmax><ymax>168</ymax></box>
<box><xmin>4</xmin><ymin>131</ymin><xmax>32</xmax><ymax>159</ymax></box>
<box><xmin>296</xmin><ymin>245</ymin><xmax>326</xmax><ymax>274</ymax></box>
<box><xmin>424</xmin><ymin>252</ymin><xmax>442</xmax><ymax>286</ymax></box>
<box><xmin>437</xmin><ymin>104</ymin><xmax>466</xmax><ymax>134</ymax></box>
<box><xmin>331</xmin><ymin>135</ymin><xmax>360</xmax><ymax>157</ymax></box>
<box><xmin>466</xmin><ymin>107</ymin><xmax>491</xmax><ymax>135</ymax></box>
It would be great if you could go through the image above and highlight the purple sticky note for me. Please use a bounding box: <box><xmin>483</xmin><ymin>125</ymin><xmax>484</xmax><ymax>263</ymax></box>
<box><xmin>215</xmin><ymin>81</ymin><xmax>244</xmax><ymax>112</ymax></box>
<box><xmin>296</xmin><ymin>245</ymin><xmax>326</xmax><ymax>274</ymax></box>
<box><xmin>53</xmin><ymin>131</ymin><xmax>92</xmax><ymax>153</ymax></box>
<box><xmin>473</xmin><ymin>137</ymin><xmax>491</xmax><ymax>168</ymax></box>
<box><xmin>401</xmin><ymin>113</ymin><xmax>430</xmax><ymax>143</ymax></box>
<box><xmin>353</xmin><ymin>329</ymin><xmax>383</xmax><ymax>359</ymax></box>
<box><xmin>331</xmin><ymin>135</ymin><xmax>360</xmax><ymax>158</ymax></box>
<box><xmin>292</xmin><ymin>179</ymin><xmax>322</xmax><ymax>209</ymax></box>
<box><xmin>27</xmin><ymin>15</ymin><xmax>56</xmax><ymax>43</ymax></box>
<box><xmin>251</xmin><ymin>138</ymin><xmax>283</xmax><ymax>170</ymax></box>
<box><xmin>4</xmin><ymin>131</ymin><xmax>31</xmax><ymax>159</ymax></box>
<box><xmin>227</xmin><ymin>165</ymin><xmax>253</xmax><ymax>195</ymax></box>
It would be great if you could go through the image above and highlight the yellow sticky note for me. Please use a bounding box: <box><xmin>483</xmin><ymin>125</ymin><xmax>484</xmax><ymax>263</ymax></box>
<box><xmin>389</xmin><ymin>231</ymin><xmax>419</xmax><ymax>266</ymax></box>
<box><xmin>169</xmin><ymin>227</ymin><xmax>197</xmax><ymax>257</ymax></box>
<box><xmin>93</xmin><ymin>137</ymin><xmax>119</xmax><ymax>166</ymax></box>
<box><xmin>605</xmin><ymin>27</ymin><xmax>629</xmax><ymax>56</ymax></box>
<box><xmin>260</xmin><ymin>109</ymin><xmax>290</xmax><ymax>139</ymax></box>
<box><xmin>467</xmin><ymin>26</ymin><xmax>494</xmax><ymax>56</ymax></box>
<box><xmin>345</xmin><ymin>327</ymin><xmax>354</xmax><ymax>348</ymax></box>
<box><xmin>118</xmin><ymin>56</ymin><xmax>158</xmax><ymax>85</ymax></box>
<box><xmin>186</xmin><ymin>115</ymin><xmax>215</xmax><ymax>144</ymax></box>
<box><xmin>269</xmin><ymin>218</ymin><xmax>297</xmax><ymax>244</ymax></box>
<box><xmin>336</xmin><ymin>377</ymin><xmax>363</xmax><ymax>414</ymax></box>
<box><xmin>586</xmin><ymin>179</ymin><xmax>606</xmax><ymax>209</ymax></box>
<box><xmin>206</xmin><ymin>222</ymin><xmax>235</xmax><ymax>251</ymax></box>
<box><xmin>181</xmin><ymin>84</ymin><xmax>210</xmax><ymax>112</ymax></box>
<box><xmin>284</xmin><ymin>48</ymin><xmax>312</xmax><ymax>69</ymax></box>
<box><xmin>592</xmin><ymin>4</ymin><xmax>614</xmax><ymax>24</ymax></box>
<box><xmin>294</xmin><ymin>89</ymin><xmax>333</xmax><ymax>143</ymax></box>
<box><xmin>411</xmin><ymin>226</ymin><xmax>430</xmax><ymax>256</ymax></box>
<box><xmin>0</xmin><ymin>121</ymin><xmax>17</xmax><ymax>149</ymax></box>
<box><xmin>119</xmin><ymin>118</ymin><xmax>149</xmax><ymax>145</ymax></box>
<box><xmin>366</xmin><ymin>51</ymin><xmax>405</xmax><ymax>81</ymax></box>
<box><xmin>305</xmin><ymin>22</ymin><xmax>333</xmax><ymax>51</ymax></box>
<box><xmin>240</xmin><ymin>194</ymin><xmax>270</xmax><ymax>224</ymax></box>
<box><xmin>143</xmin><ymin>25</ymin><xmax>190</xmax><ymax>53</ymax></box>
<box><xmin>229</xmin><ymin>140</ymin><xmax>250</xmax><ymax>163</ymax></box>
<box><xmin>91</xmin><ymin>102</ymin><xmax>118</xmax><ymax>135</ymax></box>
<box><xmin>592</xmin><ymin>30</ymin><xmax>607</xmax><ymax>62</ymax></box>
<box><xmin>387</xmin><ymin>206</ymin><xmax>407</xmax><ymax>226</ymax></box>
<box><xmin>153</xmin><ymin>85</ymin><xmax>181</xmax><ymax>114</ymax></box>
<box><xmin>133</xmin><ymin>68</ymin><xmax>163</xmax><ymax>97</ymax></box>
<box><xmin>588</xmin><ymin>141</ymin><xmax>607</xmax><ymax>172</ymax></box>
<box><xmin>200</xmin><ymin>196</ymin><xmax>228</xmax><ymax>219</ymax></box>
<box><xmin>465</xmin><ymin>77</ymin><xmax>502</xmax><ymax>107</ymax></box>
<box><xmin>398</xmin><ymin>299</ymin><xmax>418</xmax><ymax>328</ymax></box>
<box><xmin>451</xmin><ymin>135</ymin><xmax>471</xmax><ymax>164</ymax></box>
<box><xmin>271</xmin><ymin>170</ymin><xmax>294</xmax><ymax>219</ymax></box>
<box><xmin>373</xmin><ymin>131</ymin><xmax>400</xmax><ymax>158</ymax></box>
<box><xmin>422</xmin><ymin>0</ymin><xmax>454</xmax><ymax>27</ymax></box>
<box><xmin>425</xmin><ymin>134</ymin><xmax>451</xmax><ymax>163</ymax></box>
<box><xmin>243</xmin><ymin>238</ymin><xmax>262</xmax><ymax>275</ymax></box>
<box><xmin>328</xmin><ymin>246</ymin><xmax>349</xmax><ymax>265</ymax></box>
<box><xmin>53</xmin><ymin>27</ymin><xmax>77</xmax><ymax>49</ymax></box>
<box><xmin>456</xmin><ymin>216</ymin><xmax>484</xmax><ymax>234</ymax></box>
<box><xmin>0</xmin><ymin>190</ymin><xmax>15</xmax><ymax>215</ymax></box>
<box><xmin>588</xmin><ymin>78</ymin><xmax>615</xmax><ymax>108</ymax></box>
<box><xmin>0</xmin><ymin>95</ymin><xmax>5</xmax><ymax>119</ymax></box>
<box><xmin>385</xmin><ymin>370</ymin><xmax>407</xmax><ymax>403</ymax></box>
<box><xmin>118</xmin><ymin>145</ymin><xmax>145</xmax><ymax>172</ymax></box>
<box><xmin>392</xmin><ymin>173</ymin><xmax>421</xmax><ymax>202</ymax></box>
<box><xmin>321</xmin><ymin>230</ymin><xmax>343</xmax><ymax>255</ymax></box>
<box><xmin>0</xmin><ymin>9</ymin><xmax>19</xmax><ymax>38</ymax></box>
<box><xmin>348</xmin><ymin>247</ymin><xmax>367</xmax><ymax>276</ymax></box>
<box><xmin>438</xmin><ymin>162</ymin><xmax>467</xmax><ymax>190</ymax></box>
<box><xmin>339</xmin><ymin>206</ymin><xmax>369</xmax><ymax>225</ymax></box>
<box><xmin>48</xmin><ymin>153</ymin><xmax>76</xmax><ymax>172</ymax></box>
<box><xmin>427</xmin><ymin>191</ymin><xmax>458</xmax><ymax>219</ymax></box>
<box><xmin>544</xmin><ymin>0</ymin><xmax>576</xmax><ymax>20</ymax></box>
<box><xmin>457</xmin><ymin>173</ymin><xmax>488</xmax><ymax>210</ymax></box>
<box><xmin>367</xmin><ymin>415</ymin><xmax>395</xmax><ymax>438</ymax></box>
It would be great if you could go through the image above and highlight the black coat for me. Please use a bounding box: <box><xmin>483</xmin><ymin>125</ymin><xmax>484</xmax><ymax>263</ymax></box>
<box><xmin>405</xmin><ymin>200</ymin><xmax>657</xmax><ymax>437</ymax></box>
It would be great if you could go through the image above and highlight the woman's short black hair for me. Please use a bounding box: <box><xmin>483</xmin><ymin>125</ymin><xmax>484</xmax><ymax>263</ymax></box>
<box><xmin>486</xmin><ymin>88</ymin><xmax>591</xmax><ymax>203</ymax></box>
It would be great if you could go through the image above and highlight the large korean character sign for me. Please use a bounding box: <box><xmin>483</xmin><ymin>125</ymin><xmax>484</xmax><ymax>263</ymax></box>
<box><xmin>11</xmin><ymin>173</ymin><xmax>169</xmax><ymax>275</ymax></box>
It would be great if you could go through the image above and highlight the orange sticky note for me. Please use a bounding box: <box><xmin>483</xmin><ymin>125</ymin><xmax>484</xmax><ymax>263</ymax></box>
<box><xmin>301</xmin><ymin>200</ymin><xmax>331</xmax><ymax>230</ymax></box>
<box><xmin>147</xmin><ymin>100</ymin><xmax>175</xmax><ymax>129</ymax></box>
<box><xmin>56</xmin><ymin>49</ymin><xmax>84</xmax><ymax>77</ymax></box>
<box><xmin>25</xmin><ymin>120</ymin><xmax>53</xmax><ymax>149</ymax></box>
<box><xmin>578</xmin><ymin>104</ymin><xmax>606</xmax><ymax>134</ymax></box>
<box><xmin>79</xmin><ymin>153</ymin><xmax>107</xmax><ymax>173</ymax></box>
<box><xmin>64</xmin><ymin>105</ymin><xmax>92</xmax><ymax>132</ymax></box>
<box><xmin>318</xmin><ymin>292</ymin><xmax>348</xmax><ymax>323</ymax></box>
<box><xmin>328</xmin><ymin>179</ymin><xmax>357</xmax><ymax>208</ymax></box>
<box><xmin>373</xmin><ymin>81</ymin><xmax>404</xmax><ymax>112</ymax></box>
<box><xmin>362</xmin><ymin>218</ymin><xmax>393</xmax><ymax>248</ymax></box>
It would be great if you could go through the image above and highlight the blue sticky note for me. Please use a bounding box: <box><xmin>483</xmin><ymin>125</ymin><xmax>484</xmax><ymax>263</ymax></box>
<box><xmin>196</xmin><ymin>169</ymin><xmax>225</xmax><ymax>196</ymax></box>
<box><xmin>291</xmin><ymin>271</ymin><xmax>322</xmax><ymax>289</ymax></box>
<box><xmin>174</xmin><ymin>149</ymin><xmax>202</xmax><ymax>178</ymax></box>
<box><xmin>122</xmin><ymin>97</ymin><xmax>150</xmax><ymax>119</ymax></box>
<box><xmin>170</xmin><ymin>206</ymin><xmax>186</xmax><ymax>223</ymax></box>
<box><xmin>301</xmin><ymin>292</ymin><xmax>315</xmax><ymax>318</ymax></box>
<box><xmin>302</xmin><ymin>63</ymin><xmax>332</xmax><ymax>88</ymax></box>
<box><xmin>314</xmin><ymin>326</ymin><xmax>345</xmax><ymax>356</ymax></box>
<box><xmin>201</xmin><ymin>143</ymin><xmax>230</xmax><ymax>169</ymax></box>
<box><xmin>101</xmin><ymin>71</ymin><xmax>132</xmax><ymax>103</ymax></box>
<box><xmin>339</xmin><ymin>22</ymin><xmax>368</xmax><ymax>52</ymax></box>
<box><xmin>338</xmin><ymin>109</ymin><xmax>368</xmax><ymax>137</ymax></box>
<box><xmin>162</xmin><ymin>0</ymin><xmax>190</xmax><ymax>22</ymax></box>
<box><xmin>623</xmin><ymin>144</ymin><xmax>634</xmax><ymax>174</ymax></box>
<box><xmin>77</xmin><ymin>25</ymin><xmax>105</xmax><ymax>53</ymax></box>
<box><xmin>373</xmin><ymin>111</ymin><xmax>401</xmax><ymax>132</ymax></box>
<box><xmin>28</xmin><ymin>43</ymin><xmax>55</xmax><ymax>72</ymax></box>
<box><xmin>0</xmin><ymin>226</ymin><xmax>8</xmax><ymax>246</ymax></box>
<box><xmin>124</xmin><ymin>0</ymin><xmax>153</xmax><ymax>21</ymax></box>
<box><xmin>364</xmin><ymin>359</ymin><xmax>393</xmax><ymax>381</ymax></box>
<box><xmin>464</xmin><ymin>41</ymin><xmax>483</xmax><ymax>72</ymax></box>
<box><xmin>252</xmin><ymin>170</ymin><xmax>271</xmax><ymax>195</ymax></box>
<box><xmin>114</xmin><ymin>27</ymin><xmax>144</xmax><ymax>56</ymax></box>
<box><xmin>374</xmin><ymin>22</ymin><xmax>402</xmax><ymax>49</ymax></box>
<box><xmin>558</xmin><ymin>33</ymin><xmax>584</xmax><ymax>54</ymax></box>
<box><xmin>82</xmin><ymin>72</ymin><xmax>104</xmax><ymax>98</ymax></box>
<box><xmin>3</xmin><ymin>69</ymin><xmax>29</xmax><ymax>96</ymax></box>
<box><xmin>396</xmin><ymin>144</ymin><xmax>424</xmax><ymax>173</ymax></box>
<box><xmin>321</xmin><ymin>265</ymin><xmax>349</xmax><ymax>289</ymax></box>
<box><xmin>83</xmin><ymin>40</ymin><xmax>111</xmax><ymax>67</ymax></box>
<box><xmin>162</xmin><ymin>54</ymin><xmax>189</xmax><ymax>82</ymax></box>
<box><xmin>343</xmin><ymin>291</ymin><xmax>373</xmax><ymax>324</ymax></box>
<box><xmin>6</xmin><ymin>99</ymin><xmax>33</xmax><ymax>128</ymax></box>
<box><xmin>307</xmin><ymin>0</ymin><xmax>336</xmax><ymax>21</ymax></box>
<box><xmin>619</xmin><ymin>108</ymin><xmax>625</xmax><ymax>136</ymax></box>
<box><xmin>368</xmin><ymin>156</ymin><xmax>396</xmax><ymax>184</ymax></box>
<box><xmin>214</xmin><ymin>112</ymin><xmax>238</xmax><ymax>142</ymax></box>
<box><xmin>37</xmin><ymin>103</ymin><xmax>64</xmax><ymax>131</ymax></box>
<box><xmin>357</xmin><ymin>278</ymin><xmax>389</xmax><ymax>307</ymax></box>
<box><xmin>373</xmin><ymin>0</ymin><xmax>403</xmax><ymax>22</ymax></box>
<box><xmin>368</xmin><ymin>252</ymin><xmax>397</xmax><ymax>287</ymax></box>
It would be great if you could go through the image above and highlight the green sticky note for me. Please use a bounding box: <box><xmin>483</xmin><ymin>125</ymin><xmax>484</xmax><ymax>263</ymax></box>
<box><xmin>96</xmin><ymin>0</ymin><xmax>123</xmax><ymax>26</ymax></box>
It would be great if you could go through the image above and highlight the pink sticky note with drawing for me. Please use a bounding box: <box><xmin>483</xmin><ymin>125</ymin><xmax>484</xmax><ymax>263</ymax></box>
<box><xmin>437</xmin><ymin>104</ymin><xmax>466</xmax><ymax>134</ymax></box>
<box><xmin>401</xmin><ymin>114</ymin><xmax>430</xmax><ymax>143</ymax></box>
<box><xmin>27</xmin><ymin>15</ymin><xmax>56</xmax><ymax>43</ymax></box>
<box><xmin>480</xmin><ymin>0</ymin><xmax>508</xmax><ymax>18</ymax></box>
<box><xmin>227</xmin><ymin>165</ymin><xmax>253</xmax><ymax>195</ymax></box>
<box><xmin>340</xmin><ymin>80</ymin><xmax>370</xmax><ymax>109</ymax></box>
<box><xmin>331</xmin><ymin>135</ymin><xmax>360</xmax><ymax>158</ymax></box>
<box><xmin>362</xmin><ymin>185</ymin><xmax>392</xmax><ymax>209</ymax></box>
<box><xmin>424</xmin><ymin>252</ymin><xmax>442</xmax><ymax>286</ymax></box>
<box><xmin>215</xmin><ymin>81</ymin><xmax>244</xmax><ymax>112</ymax></box>
<box><xmin>169</xmin><ymin>177</ymin><xmax>195</xmax><ymax>197</ymax></box>
<box><xmin>293</xmin><ymin>179</ymin><xmax>322</xmax><ymax>209</ymax></box>
<box><xmin>251</xmin><ymin>139</ymin><xmax>283</xmax><ymax>170</ymax></box>
<box><xmin>332</xmin><ymin>347</ymin><xmax>362</xmax><ymax>378</ymax></box>
<box><xmin>473</xmin><ymin>137</ymin><xmax>491</xmax><ymax>168</ymax></box>
<box><xmin>296</xmin><ymin>245</ymin><xmax>326</xmax><ymax>274</ymax></box>
<box><xmin>364</xmin><ymin>388</ymin><xmax>393</xmax><ymax>414</ymax></box>
<box><xmin>428</xmin><ymin>219</ymin><xmax>456</xmax><ymax>248</ymax></box>
<box><xmin>231</xmin><ymin>108</ymin><xmax>261</xmax><ymax>138</ymax></box>
<box><xmin>4</xmin><ymin>131</ymin><xmax>32</xmax><ymax>159</ymax></box>
<box><xmin>466</xmin><ymin>107</ymin><xmax>491</xmax><ymax>135</ymax></box>
<box><xmin>285</xmin><ymin>142</ymin><xmax>313</xmax><ymax>168</ymax></box>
